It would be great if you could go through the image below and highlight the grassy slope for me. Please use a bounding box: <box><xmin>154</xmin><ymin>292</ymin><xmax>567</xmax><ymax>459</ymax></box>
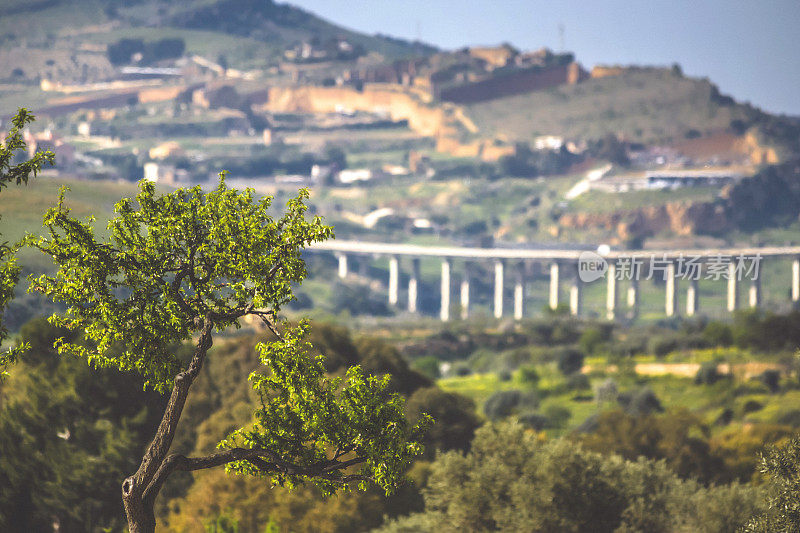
<box><xmin>565</xmin><ymin>187</ymin><xmax>719</xmax><ymax>215</ymax></box>
<box><xmin>82</xmin><ymin>27</ymin><xmax>276</xmax><ymax>69</ymax></box>
<box><xmin>0</xmin><ymin>176</ymin><xmax>157</xmax><ymax>270</ymax></box>
<box><xmin>434</xmin><ymin>335</ymin><xmax>798</xmax><ymax>441</ymax></box>
<box><xmin>0</xmin><ymin>0</ymin><xmax>107</xmax><ymax>40</ymax></box>
<box><xmin>0</xmin><ymin>0</ymin><xmax>431</xmax><ymax>63</ymax></box>
<box><xmin>464</xmin><ymin>68</ymin><xmax>755</xmax><ymax>144</ymax></box>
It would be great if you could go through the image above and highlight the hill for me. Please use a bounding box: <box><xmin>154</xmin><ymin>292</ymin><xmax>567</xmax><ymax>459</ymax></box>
<box><xmin>0</xmin><ymin>0</ymin><xmax>434</xmax><ymax>74</ymax></box>
<box><xmin>464</xmin><ymin>66</ymin><xmax>796</xmax><ymax>154</ymax></box>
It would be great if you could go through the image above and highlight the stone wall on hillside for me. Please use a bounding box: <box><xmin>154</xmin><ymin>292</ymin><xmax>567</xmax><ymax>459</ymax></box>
<box><xmin>590</xmin><ymin>65</ymin><xmax>629</xmax><ymax>79</ymax></box>
<box><xmin>262</xmin><ymin>85</ymin><xmax>451</xmax><ymax>137</ymax></box>
<box><xmin>435</xmin><ymin>63</ymin><xmax>588</xmax><ymax>104</ymax></box>
<box><xmin>260</xmin><ymin>84</ymin><xmax>514</xmax><ymax>160</ymax></box>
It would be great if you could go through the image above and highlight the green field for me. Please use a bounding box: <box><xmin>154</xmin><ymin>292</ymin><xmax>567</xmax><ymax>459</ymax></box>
<box><xmin>0</xmin><ymin>175</ymin><xmax>160</xmax><ymax>269</ymax></box>
<box><xmin>438</xmin><ymin>351</ymin><xmax>800</xmax><ymax>441</ymax></box>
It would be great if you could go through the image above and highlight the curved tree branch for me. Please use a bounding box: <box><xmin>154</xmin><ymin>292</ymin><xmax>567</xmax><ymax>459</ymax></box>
<box><xmin>142</xmin><ymin>446</ymin><xmax>369</xmax><ymax>506</ymax></box>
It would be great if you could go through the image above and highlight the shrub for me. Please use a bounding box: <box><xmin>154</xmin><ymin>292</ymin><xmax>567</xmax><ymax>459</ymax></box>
<box><xmin>715</xmin><ymin>408</ymin><xmax>734</xmax><ymax>426</ymax></box>
<box><xmin>405</xmin><ymin>387</ymin><xmax>480</xmax><ymax>458</ymax></box>
<box><xmin>518</xmin><ymin>412</ymin><xmax>549</xmax><ymax>431</ymax></box>
<box><xmin>759</xmin><ymin>369</ymin><xmax>781</xmax><ymax>393</ymax></box>
<box><xmin>579</xmin><ymin>325</ymin><xmax>612</xmax><ymax>355</ymax></box>
<box><xmin>542</xmin><ymin>404</ymin><xmax>572</xmax><ymax>428</ymax></box>
<box><xmin>648</xmin><ymin>334</ymin><xmax>679</xmax><ymax>357</ymax></box>
<box><xmin>695</xmin><ymin>362</ymin><xmax>723</xmax><ymax>385</ymax></box>
<box><xmin>566</xmin><ymin>373</ymin><xmax>591</xmax><ymax>391</ymax></box>
<box><xmin>618</xmin><ymin>388</ymin><xmax>663</xmax><ymax>417</ymax></box>
<box><xmin>741</xmin><ymin>400</ymin><xmax>764</xmax><ymax>415</ymax></box>
<box><xmin>608</xmin><ymin>337</ymin><xmax>646</xmax><ymax>358</ymax></box>
<box><xmin>777</xmin><ymin>410</ymin><xmax>800</xmax><ymax>427</ymax></box>
<box><xmin>411</xmin><ymin>356</ymin><xmax>441</xmax><ymax>380</ymax></box>
<box><xmin>484</xmin><ymin>390</ymin><xmax>521</xmax><ymax>420</ymax></box>
<box><xmin>452</xmin><ymin>362</ymin><xmax>472</xmax><ymax>377</ymax></box>
<box><xmin>557</xmin><ymin>348</ymin><xmax>585</xmax><ymax>376</ymax></box>
<box><xmin>551</xmin><ymin>319</ymin><xmax>580</xmax><ymax>343</ymax></box>
<box><xmin>703</xmin><ymin>321</ymin><xmax>733</xmax><ymax>347</ymax></box>
<box><xmin>518</xmin><ymin>364</ymin><xmax>540</xmax><ymax>386</ymax></box>
<box><xmin>331</xmin><ymin>281</ymin><xmax>392</xmax><ymax>316</ymax></box>
<box><xmin>483</xmin><ymin>390</ymin><xmax>538</xmax><ymax>421</ymax></box>
<box><xmin>517</xmin><ymin>391</ymin><xmax>540</xmax><ymax>412</ymax></box>
<box><xmin>595</xmin><ymin>378</ymin><xmax>619</xmax><ymax>404</ymax></box>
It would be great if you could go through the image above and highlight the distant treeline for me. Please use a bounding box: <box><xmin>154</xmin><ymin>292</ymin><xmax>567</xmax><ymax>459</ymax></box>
<box><xmin>107</xmin><ymin>37</ymin><xmax>185</xmax><ymax>66</ymax></box>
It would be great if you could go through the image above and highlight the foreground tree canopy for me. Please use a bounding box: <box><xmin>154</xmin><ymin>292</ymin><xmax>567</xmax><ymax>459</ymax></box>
<box><xmin>30</xmin><ymin>176</ymin><xmax>429</xmax><ymax>532</ymax></box>
<box><xmin>379</xmin><ymin>422</ymin><xmax>763</xmax><ymax>533</ymax></box>
<box><xmin>0</xmin><ymin>108</ymin><xmax>54</xmax><ymax>376</ymax></box>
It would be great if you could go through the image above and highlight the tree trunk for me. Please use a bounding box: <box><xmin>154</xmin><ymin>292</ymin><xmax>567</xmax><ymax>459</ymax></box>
<box><xmin>122</xmin><ymin>487</ymin><xmax>156</xmax><ymax>533</ymax></box>
<box><xmin>122</xmin><ymin>319</ymin><xmax>214</xmax><ymax>533</ymax></box>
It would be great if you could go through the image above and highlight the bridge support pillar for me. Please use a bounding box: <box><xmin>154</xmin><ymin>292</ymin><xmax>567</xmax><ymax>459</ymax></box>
<box><xmin>460</xmin><ymin>265</ymin><xmax>471</xmax><ymax>320</ymax></box>
<box><xmin>606</xmin><ymin>261</ymin><xmax>617</xmax><ymax>320</ymax></box>
<box><xmin>627</xmin><ymin>277</ymin><xmax>639</xmax><ymax>319</ymax></box>
<box><xmin>666</xmin><ymin>262</ymin><xmax>678</xmax><ymax>317</ymax></box>
<box><xmin>749</xmin><ymin>276</ymin><xmax>761</xmax><ymax>308</ymax></box>
<box><xmin>686</xmin><ymin>278</ymin><xmax>699</xmax><ymax>316</ymax></box>
<box><xmin>570</xmin><ymin>264</ymin><xmax>582</xmax><ymax>316</ymax></box>
<box><xmin>337</xmin><ymin>253</ymin><xmax>348</xmax><ymax>279</ymax></box>
<box><xmin>727</xmin><ymin>262</ymin><xmax>739</xmax><ymax>312</ymax></box>
<box><xmin>793</xmin><ymin>258</ymin><xmax>800</xmax><ymax>302</ymax></box>
<box><xmin>388</xmin><ymin>256</ymin><xmax>399</xmax><ymax>305</ymax></box>
<box><xmin>549</xmin><ymin>262</ymin><xmax>560</xmax><ymax>311</ymax></box>
<box><xmin>440</xmin><ymin>259</ymin><xmax>451</xmax><ymax>322</ymax></box>
<box><xmin>514</xmin><ymin>264</ymin><xmax>525</xmax><ymax>320</ymax></box>
<box><xmin>408</xmin><ymin>258</ymin><xmax>420</xmax><ymax>313</ymax></box>
<box><xmin>494</xmin><ymin>260</ymin><xmax>504</xmax><ymax>319</ymax></box>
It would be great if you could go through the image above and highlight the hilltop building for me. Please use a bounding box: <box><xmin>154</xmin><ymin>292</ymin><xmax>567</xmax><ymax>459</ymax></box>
<box><xmin>341</xmin><ymin>46</ymin><xmax>587</xmax><ymax>104</ymax></box>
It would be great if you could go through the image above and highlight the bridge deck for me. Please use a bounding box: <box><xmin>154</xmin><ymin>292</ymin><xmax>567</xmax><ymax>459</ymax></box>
<box><xmin>308</xmin><ymin>240</ymin><xmax>800</xmax><ymax>261</ymax></box>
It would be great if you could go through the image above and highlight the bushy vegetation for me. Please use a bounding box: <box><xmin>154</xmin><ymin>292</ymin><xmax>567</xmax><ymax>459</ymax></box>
<box><xmin>5</xmin><ymin>304</ymin><xmax>800</xmax><ymax>530</ymax></box>
<box><xmin>379</xmin><ymin>422</ymin><xmax>764</xmax><ymax>533</ymax></box>
<box><xmin>0</xmin><ymin>318</ymin><xmax>171</xmax><ymax>531</ymax></box>
<box><xmin>107</xmin><ymin>37</ymin><xmax>186</xmax><ymax>65</ymax></box>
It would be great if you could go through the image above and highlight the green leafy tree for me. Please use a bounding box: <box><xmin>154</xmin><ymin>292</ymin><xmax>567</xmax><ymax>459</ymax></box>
<box><xmin>30</xmin><ymin>175</ymin><xmax>429</xmax><ymax>532</ymax></box>
<box><xmin>0</xmin><ymin>108</ymin><xmax>54</xmax><ymax>377</ymax></box>
<box><xmin>0</xmin><ymin>317</ymin><xmax>170</xmax><ymax>532</ymax></box>
<box><xmin>379</xmin><ymin>422</ymin><xmax>761</xmax><ymax>533</ymax></box>
<box><xmin>744</xmin><ymin>435</ymin><xmax>800</xmax><ymax>532</ymax></box>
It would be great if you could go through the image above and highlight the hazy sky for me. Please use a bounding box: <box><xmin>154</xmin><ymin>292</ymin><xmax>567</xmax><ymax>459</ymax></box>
<box><xmin>290</xmin><ymin>0</ymin><xmax>800</xmax><ymax>116</ymax></box>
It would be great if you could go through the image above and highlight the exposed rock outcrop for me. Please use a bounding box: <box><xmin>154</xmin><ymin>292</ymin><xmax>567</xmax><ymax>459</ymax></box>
<box><xmin>559</xmin><ymin>200</ymin><xmax>730</xmax><ymax>242</ymax></box>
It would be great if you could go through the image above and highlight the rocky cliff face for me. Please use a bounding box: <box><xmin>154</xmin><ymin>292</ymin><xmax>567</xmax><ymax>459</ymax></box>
<box><xmin>559</xmin><ymin>200</ymin><xmax>729</xmax><ymax>243</ymax></box>
<box><xmin>261</xmin><ymin>84</ymin><xmax>515</xmax><ymax>161</ymax></box>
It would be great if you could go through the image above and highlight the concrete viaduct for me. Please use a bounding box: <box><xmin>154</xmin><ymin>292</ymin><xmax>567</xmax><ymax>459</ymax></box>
<box><xmin>307</xmin><ymin>240</ymin><xmax>800</xmax><ymax>321</ymax></box>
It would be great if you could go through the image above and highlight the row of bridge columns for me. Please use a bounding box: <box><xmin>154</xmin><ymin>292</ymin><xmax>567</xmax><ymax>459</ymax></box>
<box><xmin>335</xmin><ymin>254</ymin><xmax>800</xmax><ymax>322</ymax></box>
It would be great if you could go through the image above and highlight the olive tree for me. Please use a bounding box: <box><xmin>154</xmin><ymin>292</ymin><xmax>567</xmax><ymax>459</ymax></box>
<box><xmin>745</xmin><ymin>435</ymin><xmax>800</xmax><ymax>532</ymax></box>
<box><xmin>30</xmin><ymin>176</ymin><xmax>429</xmax><ymax>532</ymax></box>
<box><xmin>0</xmin><ymin>108</ymin><xmax>54</xmax><ymax>376</ymax></box>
